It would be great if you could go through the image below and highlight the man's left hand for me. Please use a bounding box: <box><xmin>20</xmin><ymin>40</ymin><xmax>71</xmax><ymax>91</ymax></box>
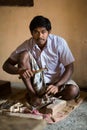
<box><xmin>46</xmin><ymin>85</ymin><xmax>58</xmax><ymax>95</ymax></box>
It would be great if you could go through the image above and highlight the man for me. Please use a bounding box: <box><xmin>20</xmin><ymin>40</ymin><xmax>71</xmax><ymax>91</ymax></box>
<box><xmin>2</xmin><ymin>15</ymin><xmax>79</xmax><ymax>107</ymax></box>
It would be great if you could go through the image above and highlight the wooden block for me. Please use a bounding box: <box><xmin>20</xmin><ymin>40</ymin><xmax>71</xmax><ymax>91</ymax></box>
<box><xmin>2</xmin><ymin>111</ymin><xmax>43</xmax><ymax>120</ymax></box>
<box><xmin>46</xmin><ymin>99</ymin><xmax>67</xmax><ymax>116</ymax></box>
<box><xmin>0</xmin><ymin>80</ymin><xmax>11</xmax><ymax>98</ymax></box>
<box><xmin>0</xmin><ymin>115</ymin><xmax>46</xmax><ymax>130</ymax></box>
<box><xmin>40</xmin><ymin>99</ymin><xmax>67</xmax><ymax>116</ymax></box>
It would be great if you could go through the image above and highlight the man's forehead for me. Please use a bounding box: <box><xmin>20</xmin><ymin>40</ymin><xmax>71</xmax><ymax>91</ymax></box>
<box><xmin>34</xmin><ymin>27</ymin><xmax>47</xmax><ymax>31</ymax></box>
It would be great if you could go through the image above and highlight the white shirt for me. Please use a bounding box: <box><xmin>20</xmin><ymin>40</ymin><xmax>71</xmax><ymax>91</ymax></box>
<box><xmin>10</xmin><ymin>34</ymin><xmax>75</xmax><ymax>84</ymax></box>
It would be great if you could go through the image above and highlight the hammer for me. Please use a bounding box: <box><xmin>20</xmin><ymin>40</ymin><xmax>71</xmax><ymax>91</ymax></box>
<box><xmin>18</xmin><ymin>67</ymin><xmax>48</xmax><ymax>79</ymax></box>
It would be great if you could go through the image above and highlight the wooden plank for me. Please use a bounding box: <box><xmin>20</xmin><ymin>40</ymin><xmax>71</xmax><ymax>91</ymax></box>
<box><xmin>40</xmin><ymin>99</ymin><xmax>67</xmax><ymax>116</ymax></box>
<box><xmin>6</xmin><ymin>112</ymin><xmax>43</xmax><ymax>120</ymax></box>
<box><xmin>46</xmin><ymin>99</ymin><xmax>67</xmax><ymax>116</ymax></box>
<box><xmin>0</xmin><ymin>0</ymin><xmax>34</xmax><ymax>6</ymax></box>
<box><xmin>0</xmin><ymin>115</ymin><xmax>46</xmax><ymax>130</ymax></box>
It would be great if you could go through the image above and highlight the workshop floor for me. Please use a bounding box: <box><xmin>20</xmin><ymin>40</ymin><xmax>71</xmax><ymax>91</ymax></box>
<box><xmin>13</xmin><ymin>87</ymin><xmax>87</xmax><ymax>130</ymax></box>
<box><xmin>44</xmin><ymin>97</ymin><xmax>87</xmax><ymax>130</ymax></box>
<box><xmin>0</xmin><ymin>85</ymin><xmax>87</xmax><ymax>130</ymax></box>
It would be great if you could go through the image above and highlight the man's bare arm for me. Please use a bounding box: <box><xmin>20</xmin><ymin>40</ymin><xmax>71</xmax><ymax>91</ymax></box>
<box><xmin>46</xmin><ymin>63</ymin><xmax>74</xmax><ymax>95</ymax></box>
<box><xmin>56</xmin><ymin>62</ymin><xmax>74</xmax><ymax>87</ymax></box>
<box><xmin>2</xmin><ymin>58</ymin><xmax>19</xmax><ymax>74</ymax></box>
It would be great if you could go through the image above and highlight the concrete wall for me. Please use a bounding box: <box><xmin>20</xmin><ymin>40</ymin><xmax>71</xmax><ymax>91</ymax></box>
<box><xmin>0</xmin><ymin>0</ymin><xmax>87</xmax><ymax>87</ymax></box>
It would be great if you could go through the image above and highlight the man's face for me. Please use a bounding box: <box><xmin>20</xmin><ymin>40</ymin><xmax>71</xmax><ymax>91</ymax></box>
<box><xmin>31</xmin><ymin>27</ymin><xmax>50</xmax><ymax>48</ymax></box>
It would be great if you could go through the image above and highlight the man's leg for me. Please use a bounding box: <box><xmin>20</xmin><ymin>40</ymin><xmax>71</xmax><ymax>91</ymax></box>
<box><xmin>55</xmin><ymin>84</ymin><xmax>80</xmax><ymax>100</ymax></box>
<box><xmin>18</xmin><ymin>51</ymin><xmax>41</xmax><ymax>106</ymax></box>
<box><xmin>18</xmin><ymin>51</ymin><xmax>36</xmax><ymax>95</ymax></box>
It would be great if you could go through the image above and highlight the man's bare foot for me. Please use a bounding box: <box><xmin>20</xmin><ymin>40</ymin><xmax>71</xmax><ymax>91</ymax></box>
<box><xmin>26</xmin><ymin>93</ymin><xmax>42</xmax><ymax>107</ymax></box>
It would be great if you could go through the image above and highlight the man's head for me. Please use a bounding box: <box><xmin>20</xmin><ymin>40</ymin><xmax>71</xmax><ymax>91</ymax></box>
<box><xmin>29</xmin><ymin>16</ymin><xmax>52</xmax><ymax>49</ymax></box>
<box><xmin>29</xmin><ymin>15</ymin><xmax>51</xmax><ymax>33</ymax></box>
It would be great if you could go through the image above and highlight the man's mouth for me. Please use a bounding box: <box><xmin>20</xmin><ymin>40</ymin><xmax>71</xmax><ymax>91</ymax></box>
<box><xmin>37</xmin><ymin>38</ymin><xmax>44</xmax><ymax>41</ymax></box>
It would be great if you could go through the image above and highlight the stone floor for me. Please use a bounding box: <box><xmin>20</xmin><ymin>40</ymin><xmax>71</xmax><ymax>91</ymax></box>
<box><xmin>44</xmin><ymin>97</ymin><xmax>87</xmax><ymax>130</ymax></box>
<box><xmin>0</xmin><ymin>97</ymin><xmax>87</xmax><ymax>130</ymax></box>
<box><xmin>0</xmin><ymin>85</ymin><xmax>87</xmax><ymax>130</ymax></box>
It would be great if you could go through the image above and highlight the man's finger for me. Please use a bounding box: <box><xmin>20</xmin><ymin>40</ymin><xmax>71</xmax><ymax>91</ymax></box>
<box><xmin>46</xmin><ymin>87</ymin><xmax>55</xmax><ymax>94</ymax></box>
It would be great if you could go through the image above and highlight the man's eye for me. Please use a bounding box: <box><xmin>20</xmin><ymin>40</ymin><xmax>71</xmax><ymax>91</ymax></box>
<box><xmin>33</xmin><ymin>30</ymin><xmax>47</xmax><ymax>34</ymax></box>
<box><xmin>42</xmin><ymin>30</ymin><xmax>47</xmax><ymax>34</ymax></box>
<box><xmin>33</xmin><ymin>31</ymin><xmax>38</xmax><ymax>34</ymax></box>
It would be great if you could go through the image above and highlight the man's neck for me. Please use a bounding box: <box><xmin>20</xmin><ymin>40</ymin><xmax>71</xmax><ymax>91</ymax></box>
<box><xmin>38</xmin><ymin>43</ymin><xmax>46</xmax><ymax>51</ymax></box>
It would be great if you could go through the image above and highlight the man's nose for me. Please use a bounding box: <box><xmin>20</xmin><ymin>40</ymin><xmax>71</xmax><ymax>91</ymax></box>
<box><xmin>38</xmin><ymin>32</ymin><xmax>43</xmax><ymax>38</ymax></box>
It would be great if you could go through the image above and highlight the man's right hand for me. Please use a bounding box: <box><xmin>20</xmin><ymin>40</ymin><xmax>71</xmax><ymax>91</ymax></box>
<box><xmin>18</xmin><ymin>68</ymin><xmax>34</xmax><ymax>79</ymax></box>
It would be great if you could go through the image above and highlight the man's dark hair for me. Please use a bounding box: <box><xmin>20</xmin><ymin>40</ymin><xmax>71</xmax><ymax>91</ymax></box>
<box><xmin>29</xmin><ymin>15</ymin><xmax>51</xmax><ymax>32</ymax></box>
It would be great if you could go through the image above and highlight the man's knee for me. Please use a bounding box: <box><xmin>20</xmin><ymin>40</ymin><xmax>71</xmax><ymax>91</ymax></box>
<box><xmin>61</xmin><ymin>85</ymin><xmax>80</xmax><ymax>100</ymax></box>
<box><xmin>68</xmin><ymin>85</ymin><xmax>79</xmax><ymax>98</ymax></box>
<box><xmin>18</xmin><ymin>51</ymin><xmax>29</xmax><ymax>68</ymax></box>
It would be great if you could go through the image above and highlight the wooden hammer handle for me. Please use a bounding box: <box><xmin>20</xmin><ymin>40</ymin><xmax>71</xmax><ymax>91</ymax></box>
<box><xmin>19</xmin><ymin>67</ymin><xmax>47</xmax><ymax>79</ymax></box>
